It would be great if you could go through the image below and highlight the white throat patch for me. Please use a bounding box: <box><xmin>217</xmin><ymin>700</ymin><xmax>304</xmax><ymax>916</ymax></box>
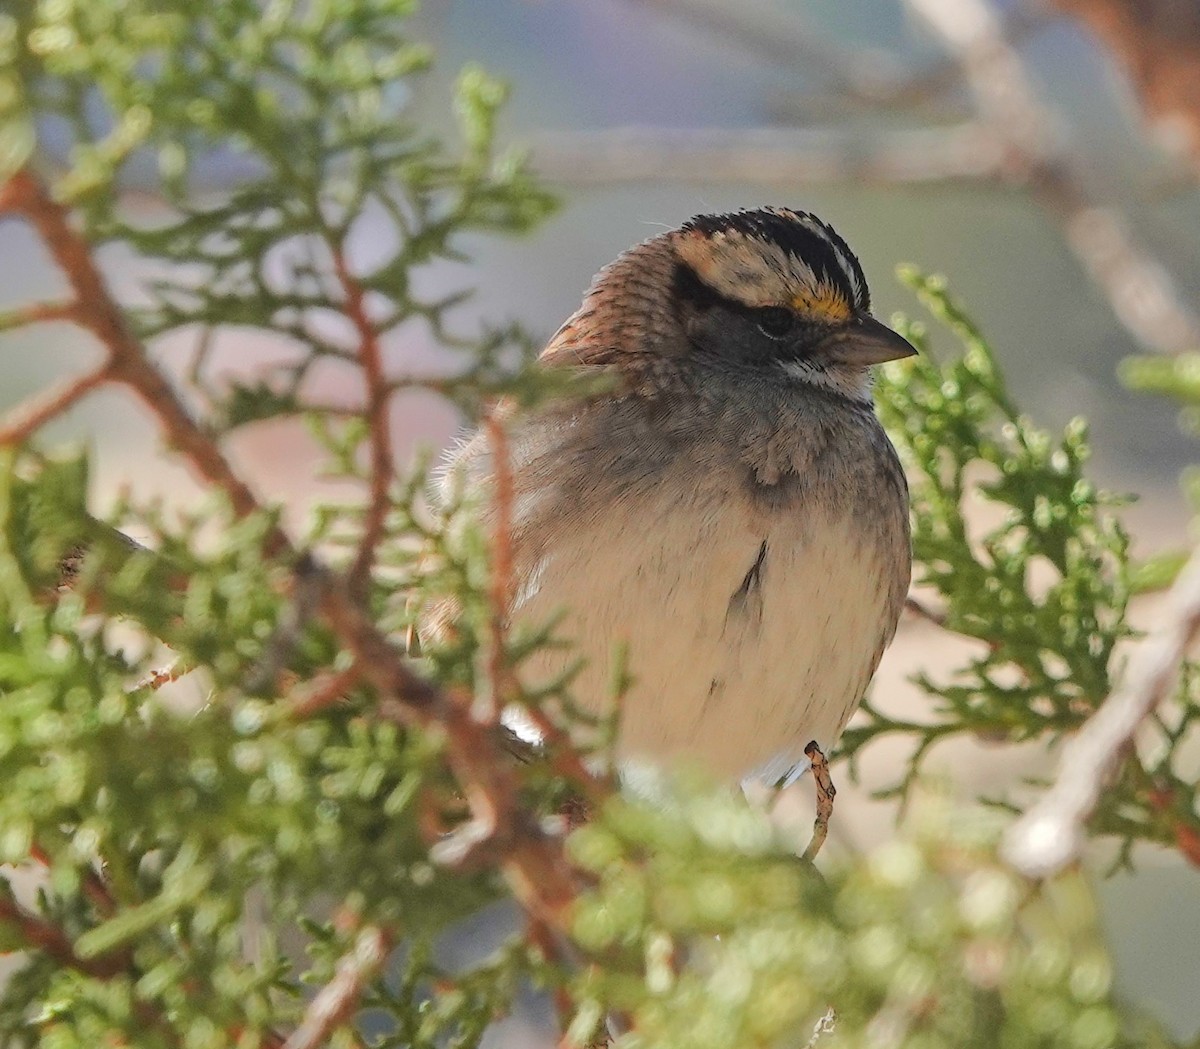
<box><xmin>778</xmin><ymin>358</ymin><xmax>874</xmax><ymax>403</ymax></box>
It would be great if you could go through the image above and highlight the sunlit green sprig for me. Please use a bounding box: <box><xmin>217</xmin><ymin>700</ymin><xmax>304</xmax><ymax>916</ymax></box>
<box><xmin>845</xmin><ymin>268</ymin><xmax>1131</xmax><ymax>789</ymax></box>
<box><xmin>566</xmin><ymin>783</ymin><xmax>1154</xmax><ymax>1049</ymax></box>
<box><xmin>10</xmin><ymin>0</ymin><xmax>556</xmax><ymax>442</ymax></box>
<box><xmin>0</xmin><ymin>450</ymin><xmax>510</xmax><ymax>1045</ymax></box>
<box><xmin>2</xmin><ymin>2</ymin><xmax>564</xmax><ymax>1042</ymax></box>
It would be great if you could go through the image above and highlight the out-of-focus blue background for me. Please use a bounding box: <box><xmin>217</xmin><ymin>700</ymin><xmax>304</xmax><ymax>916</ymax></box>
<box><xmin>2</xmin><ymin>0</ymin><xmax>1199</xmax><ymax>1041</ymax></box>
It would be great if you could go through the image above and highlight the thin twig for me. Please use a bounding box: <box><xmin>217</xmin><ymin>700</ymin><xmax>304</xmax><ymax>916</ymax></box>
<box><xmin>333</xmin><ymin>239</ymin><xmax>395</xmax><ymax>596</ymax></box>
<box><xmin>287</xmin><ymin>664</ymin><xmax>363</xmax><ymax>718</ymax></box>
<box><xmin>0</xmin><ymin>893</ymin><xmax>130</xmax><ymax>979</ymax></box>
<box><xmin>29</xmin><ymin>843</ymin><xmax>117</xmax><ymax>918</ymax></box>
<box><xmin>0</xmin><ymin>164</ymin><xmax>599</xmax><ymax>1042</ymax></box>
<box><xmin>283</xmin><ymin>926</ymin><xmax>390</xmax><ymax>1049</ymax></box>
<box><xmin>315</xmin><ymin>571</ymin><xmax>594</xmax><ymax>930</ymax></box>
<box><xmin>0</xmin><ymin>363</ymin><xmax>111</xmax><ymax>445</ymax></box>
<box><xmin>526</xmin><ymin>917</ymin><xmax>583</xmax><ymax>1039</ymax></box>
<box><xmin>903</xmin><ymin>594</ymin><xmax>948</xmax><ymax>629</ymax></box>
<box><xmin>482</xmin><ymin>412</ymin><xmax>515</xmax><ymax>724</ymax></box>
<box><xmin>805</xmin><ymin>1007</ymin><xmax>838</xmax><ymax>1048</ymax></box>
<box><xmin>1004</xmin><ymin>543</ymin><xmax>1200</xmax><ymax>877</ymax></box>
<box><xmin>0</xmin><ymin>299</ymin><xmax>80</xmax><ymax>330</ymax></box>
<box><xmin>0</xmin><ymin>166</ymin><xmax>598</xmax><ymax>942</ymax></box>
<box><xmin>508</xmin><ymin>701</ymin><xmax>614</xmax><ymax>810</ymax></box>
<box><xmin>131</xmin><ymin>661</ymin><xmax>188</xmax><ymax>694</ymax></box>
<box><xmin>1</xmin><ymin>168</ymin><xmax>292</xmax><ymax>557</ymax></box>
<box><xmin>533</xmin><ymin>125</ymin><xmax>1006</xmax><ymax>187</ymax></box>
<box><xmin>482</xmin><ymin>413</ymin><xmax>611</xmax><ymax>803</ymax></box>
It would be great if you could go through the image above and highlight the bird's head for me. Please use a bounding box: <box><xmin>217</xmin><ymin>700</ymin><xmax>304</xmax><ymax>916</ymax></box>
<box><xmin>543</xmin><ymin>207</ymin><xmax>916</xmax><ymax>402</ymax></box>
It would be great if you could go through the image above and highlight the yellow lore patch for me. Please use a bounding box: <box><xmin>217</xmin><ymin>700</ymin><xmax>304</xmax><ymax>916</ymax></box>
<box><xmin>791</xmin><ymin>285</ymin><xmax>852</xmax><ymax>322</ymax></box>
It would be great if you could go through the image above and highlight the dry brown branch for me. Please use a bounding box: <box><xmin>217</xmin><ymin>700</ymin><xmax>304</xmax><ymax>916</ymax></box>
<box><xmin>283</xmin><ymin>925</ymin><xmax>390</xmax><ymax>1049</ymax></box>
<box><xmin>333</xmin><ymin>239</ymin><xmax>395</xmax><ymax>595</ymax></box>
<box><xmin>0</xmin><ymin>363</ymin><xmax>111</xmax><ymax>445</ymax></box>
<box><xmin>801</xmin><ymin>741</ymin><xmax>836</xmax><ymax>863</ymax></box>
<box><xmin>533</xmin><ymin>125</ymin><xmax>1006</xmax><ymax>187</ymax></box>
<box><xmin>1004</xmin><ymin>543</ymin><xmax>1200</xmax><ymax>877</ymax></box>
<box><xmin>1051</xmin><ymin>0</ymin><xmax>1200</xmax><ymax>170</ymax></box>
<box><xmin>909</xmin><ymin>0</ymin><xmax>1200</xmax><ymax>354</ymax></box>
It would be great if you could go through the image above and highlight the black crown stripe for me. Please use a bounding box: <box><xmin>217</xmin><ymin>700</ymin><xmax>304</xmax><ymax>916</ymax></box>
<box><xmin>680</xmin><ymin>208</ymin><xmax>869</xmax><ymax>313</ymax></box>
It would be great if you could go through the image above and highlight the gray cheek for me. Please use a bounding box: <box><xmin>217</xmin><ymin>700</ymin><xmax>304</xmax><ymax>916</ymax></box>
<box><xmin>688</xmin><ymin>310</ymin><xmax>757</xmax><ymax>361</ymax></box>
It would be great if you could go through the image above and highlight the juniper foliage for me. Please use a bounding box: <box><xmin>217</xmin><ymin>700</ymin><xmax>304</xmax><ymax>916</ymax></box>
<box><xmin>0</xmin><ymin>2</ymin><xmax>1196</xmax><ymax>1047</ymax></box>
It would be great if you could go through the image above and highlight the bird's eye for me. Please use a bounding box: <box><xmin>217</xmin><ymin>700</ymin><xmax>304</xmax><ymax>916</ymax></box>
<box><xmin>755</xmin><ymin>306</ymin><xmax>794</xmax><ymax>338</ymax></box>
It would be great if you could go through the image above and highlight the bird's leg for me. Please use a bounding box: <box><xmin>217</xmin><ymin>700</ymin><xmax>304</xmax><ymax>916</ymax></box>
<box><xmin>801</xmin><ymin>740</ymin><xmax>836</xmax><ymax>862</ymax></box>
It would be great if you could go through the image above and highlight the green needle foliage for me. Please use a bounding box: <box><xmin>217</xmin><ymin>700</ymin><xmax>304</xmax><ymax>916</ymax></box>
<box><xmin>0</xmin><ymin>2</ymin><xmax>1197</xmax><ymax>1047</ymax></box>
<box><xmin>849</xmin><ymin>269</ymin><xmax>1132</xmax><ymax>764</ymax></box>
<box><xmin>853</xmin><ymin>272</ymin><xmax>1200</xmax><ymax>871</ymax></box>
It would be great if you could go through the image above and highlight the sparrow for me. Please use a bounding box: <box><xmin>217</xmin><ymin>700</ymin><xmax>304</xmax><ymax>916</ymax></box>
<box><xmin>438</xmin><ymin>207</ymin><xmax>914</xmax><ymax>786</ymax></box>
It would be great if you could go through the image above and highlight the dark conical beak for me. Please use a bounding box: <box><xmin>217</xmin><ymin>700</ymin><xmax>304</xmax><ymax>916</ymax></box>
<box><xmin>819</xmin><ymin>314</ymin><xmax>918</xmax><ymax>366</ymax></box>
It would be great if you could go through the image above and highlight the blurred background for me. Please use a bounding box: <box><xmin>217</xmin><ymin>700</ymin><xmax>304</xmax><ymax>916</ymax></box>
<box><xmin>3</xmin><ymin>0</ymin><xmax>1199</xmax><ymax>1041</ymax></box>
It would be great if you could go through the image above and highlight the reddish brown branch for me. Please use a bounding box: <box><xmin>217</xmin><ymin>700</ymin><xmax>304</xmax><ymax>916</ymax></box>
<box><xmin>1</xmin><ymin>163</ymin><xmax>600</xmax><ymax>1033</ymax></box>
<box><xmin>526</xmin><ymin>918</ymin><xmax>577</xmax><ymax>1034</ymax></box>
<box><xmin>1146</xmin><ymin>785</ymin><xmax>1200</xmax><ymax>869</ymax></box>
<box><xmin>333</xmin><ymin>242</ymin><xmax>395</xmax><ymax>595</ymax></box>
<box><xmin>29</xmin><ymin>843</ymin><xmax>117</xmax><ymax>918</ymax></box>
<box><xmin>478</xmin><ymin>413</ymin><xmax>611</xmax><ymax>801</ymax></box>
<box><xmin>316</xmin><ymin>571</ymin><xmax>592</xmax><ymax>930</ymax></box>
<box><xmin>0</xmin><ymin>891</ymin><xmax>130</xmax><ymax>979</ymax></box>
<box><xmin>286</xmin><ymin>663</ymin><xmax>363</xmax><ymax>718</ymax></box>
<box><xmin>0</xmin><ymin>890</ymin><xmax>205</xmax><ymax>1045</ymax></box>
<box><xmin>1</xmin><ymin>168</ymin><xmax>291</xmax><ymax>558</ymax></box>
